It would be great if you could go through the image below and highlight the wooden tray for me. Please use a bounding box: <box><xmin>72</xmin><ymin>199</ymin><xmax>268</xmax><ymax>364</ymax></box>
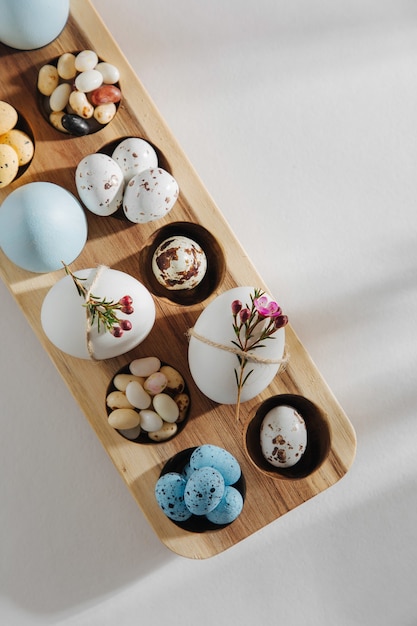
<box><xmin>0</xmin><ymin>0</ymin><xmax>356</xmax><ymax>559</ymax></box>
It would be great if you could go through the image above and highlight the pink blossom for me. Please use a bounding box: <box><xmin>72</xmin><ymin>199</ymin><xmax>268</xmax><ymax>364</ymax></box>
<box><xmin>231</xmin><ymin>299</ymin><xmax>242</xmax><ymax>315</ymax></box>
<box><xmin>253</xmin><ymin>295</ymin><xmax>282</xmax><ymax>318</ymax></box>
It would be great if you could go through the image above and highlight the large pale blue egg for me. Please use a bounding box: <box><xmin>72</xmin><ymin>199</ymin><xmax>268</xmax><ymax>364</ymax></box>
<box><xmin>0</xmin><ymin>0</ymin><xmax>69</xmax><ymax>50</ymax></box>
<box><xmin>0</xmin><ymin>182</ymin><xmax>87</xmax><ymax>273</ymax></box>
<box><xmin>155</xmin><ymin>472</ymin><xmax>192</xmax><ymax>522</ymax></box>
<box><xmin>190</xmin><ymin>444</ymin><xmax>241</xmax><ymax>486</ymax></box>
<box><xmin>206</xmin><ymin>486</ymin><xmax>244</xmax><ymax>525</ymax></box>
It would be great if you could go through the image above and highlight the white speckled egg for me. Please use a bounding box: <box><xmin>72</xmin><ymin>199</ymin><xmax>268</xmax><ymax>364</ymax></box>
<box><xmin>0</xmin><ymin>182</ymin><xmax>87</xmax><ymax>273</ymax></box>
<box><xmin>75</xmin><ymin>153</ymin><xmax>124</xmax><ymax>216</ymax></box>
<box><xmin>112</xmin><ymin>137</ymin><xmax>158</xmax><ymax>184</ymax></box>
<box><xmin>152</xmin><ymin>235</ymin><xmax>207</xmax><ymax>290</ymax></box>
<box><xmin>188</xmin><ymin>286</ymin><xmax>286</xmax><ymax>404</ymax></box>
<box><xmin>123</xmin><ymin>167</ymin><xmax>179</xmax><ymax>224</ymax></box>
<box><xmin>260</xmin><ymin>405</ymin><xmax>307</xmax><ymax>468</ymax></box>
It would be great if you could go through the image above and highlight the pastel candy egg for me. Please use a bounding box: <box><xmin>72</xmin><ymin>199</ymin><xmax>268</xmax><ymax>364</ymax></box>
<box><xmin>139</xmin><ymin>409</ymin><xmax>163</xmax><ymax>432</ymax></box>
<box><xmin>0</xmin><ymin>144</ymin><xmax>19</xmax><ymax>188</ymax></box>
<box><xmin>144</xmin><ymin>371</ymin><xmax>167</xmax><ymax>395</ymax></box>
<box><xmin>184</xmin><ymin>467</ymin><xmax>225</xmax><ymax>515</ymax></box>
<box><xmin>123</xmin><ymin>167</ymin><xmax>179</xmax><ymax>224</ymax></box>
<box><xmin>190</xmin><ymin>444</ymin><xmax>241</xmax><ymax>486</ymax></box>
<box><xmin>155</xmin><ymin>473</ymin><xmax>192</xmax><ymax>522</ymax></box>
<box><xmin>260</xmin><ymin>405</ymin><xmax>307</xmax><ymax>468</ymax></box>
<box><xmin>0</xmin><ymin>129</ymin><xmax>34</xmax><ymax>165</ymax></box>
<box><xmin>129</xmin><ymin>356</ymin><xmax>161</xmax><ymax>377</ymax></box>
<box><xmin>125</xmin><ymin>380</ymin><xmax>151</xmax><ymax>410</ymax></box>
<box><xmin>75</xmin><ymin>153</ymin><xmax>124</xmax><ymax>216</ymax></box>
<box><xmin>153</xmin><ymin>393</ymin><xmax>179</xmax><ymax>423</ymax></box>
<box><xmin>206</xmin><ymin>486</ymin><xmax>244</xmax><ymax>525</ymax></box>
<box><xmin>0</xmin><ymin>101</ymin><xmax>18</xmax><ymax>134</ymax></box>
<box><xmin>112</xmin><ymin>137</ymin><xmax>158</xmax><ymax>184</ymax></box>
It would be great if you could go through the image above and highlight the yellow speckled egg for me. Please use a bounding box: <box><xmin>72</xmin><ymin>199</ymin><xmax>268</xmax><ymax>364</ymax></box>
<box><xmin>0</xmin><ymin>144</ymin><xmax>19</xmax><ymax>188</ymax></box>
<box><xmin>0</xmin><ymin>129</ymin><xmax>34</xmax><ymax>166</ymax></box>
<box><xmin>0</xmin><ymin>101</ymin><xmax>18</xmax><ymax>135</ymax></box>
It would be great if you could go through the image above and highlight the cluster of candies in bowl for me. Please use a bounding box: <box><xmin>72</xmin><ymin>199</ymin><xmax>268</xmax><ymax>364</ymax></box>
<box><xmin>37</xmin><ymin>49</ymin><xmax>121</xmax><ymax>136</ymax></box>
<box><xmin>75</xmin><ymin>137</ymin><xmax>179</xmax><ymax>224</ymax></box>
<box><xmin>155</xmin><ymin>445</ymin><xmax>245</xmax><ymax>531</ymax></box>
<box><xmin>0</xmin><ymin>101</ymin><xmax>34</xmax><ymax>188</ymax></box>
<box><xmin>106</xmin><ymin>356</ymin><xmax>190</xmax><ymax>443</ymax></box>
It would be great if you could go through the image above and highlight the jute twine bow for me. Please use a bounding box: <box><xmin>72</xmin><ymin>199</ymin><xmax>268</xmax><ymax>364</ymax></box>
<box><xmin>85</xmin><ymin>264</ymin><xmax>108</xmax><ymax>360</ymax></box>
<box><xmin>186</xmin><ymin>327</ymin><xmax>289</xmax><ymax>369</ymax></box>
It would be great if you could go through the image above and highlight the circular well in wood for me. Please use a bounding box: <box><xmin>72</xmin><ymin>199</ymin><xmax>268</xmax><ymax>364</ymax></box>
<box><xmin>243</xmin><ymin>394</ymin><xmax>331</xmax><ymax>480</ymax></box>
<box><xmin>139</xmin><ymin>221</ymin><xmax>226</xmax><ymax>305</ymax></box>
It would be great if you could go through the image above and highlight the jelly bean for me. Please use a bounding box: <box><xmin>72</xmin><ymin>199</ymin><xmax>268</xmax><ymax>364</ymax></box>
<box><xmin>75</xmin><ymin>49</ymin><xmax>98</xmax><ymax>72</ymax></box>
<box><xmin>90</xmin><ymin>84</ymin><xmax>121</xmax><ymax>106</ymax></box>
<box><xmin>57</xmin><ymin>52</ymin><xmax>76</xmax><ymax>80</ymax></box>
<box><xmin>148</xmin><ymin>422</ymin><xmax>178</xmax><ymax>442</ymax></box>
<box><xmin>69</xmin><ymin>90</ymin><xmax>94</xmax><ymax>119</ymax></box>
<box><xmin>49</xmin><ymin>111</ymin><xmax>69</xmax><ymax>133</ymax></box>
<box><xmin>153</xmin><ymin>393</ymin><xmax>179</xmax><ymax>423</ymax></box>
<box><xmin>49</xmin><ymin>82</ymin><xmax>71</xmax><ymax>112</ymax></box>
<box><xmin>144</xmin><ymin>372</ymin><xmax>167</xmax><ymax>395</ymax></box>
<box><xmin>61</xmin><ymin>114</ymin><xmax>90</xmax><ymax>136</ymax></box>
<box><xmin>113</xmin><ymin>373</ymin><xmax>145</xmax><ymax>391</ymax></box>
<box><xmin>95</xmin><ymin>61</ymin><xmax>120</xmax><ymax>84</ymax></box>
<box><xmin>37</xmin><ymin>64</ymin><xmax>59</xmax><ymax>96</ymax></box>
<box><xmin>106</xmin><ymin>390</ymin><xmax>134</xmax><ymax>410</ymax></box>
<box><xmin>125</xmin><ymin>380</ymin><xmax>151</xmax><ymax>410</ymax></box>
<box><xmin>93</xmin><ymin>102</ymin><xmax>117</xmax><ymax>125</ymax></box>
<box><xmin>139</xmin><ymin>410</ymin><xmax>163</xmax><ymax>433</ymax></box>
<box><xmin>129</xmin><ymin>357</ymin><xmax>161</xmax><ymax>378</ymax></box>
<box><xmin>75</xmin><ymin>69</ymin><xmax>103</xmax><ymax>93</ymax></box>
<box><xmin>108</xmin><ymin>408</ymin><xmax>140</xmax><ymax>430</ymax></box>
<box><xmin>159</xmin><ymin>365</ymin><xmax>185</xmax><ymax>394</ymax></box>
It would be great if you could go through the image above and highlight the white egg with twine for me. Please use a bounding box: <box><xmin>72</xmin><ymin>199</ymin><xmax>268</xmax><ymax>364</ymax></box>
<box><xmin>41</xmin><ymin>265</ymin><xmax>155</xmax><ymax>360</ymax></box>
<box><xmin>188</xmin><ymin>286</ymin><xmax>288</xmax><ymax>413</ymax></box>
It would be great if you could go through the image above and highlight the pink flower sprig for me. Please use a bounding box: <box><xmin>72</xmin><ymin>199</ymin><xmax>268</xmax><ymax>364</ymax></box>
<box><xmin>63</xmin><ymin>262</ymin><xmax>134</xmax><ymax>338</ymax></box>
<box><xmin>231</xmin><ymin>288</ymin><xmax>288</xmax><ymax>421</ymax></box>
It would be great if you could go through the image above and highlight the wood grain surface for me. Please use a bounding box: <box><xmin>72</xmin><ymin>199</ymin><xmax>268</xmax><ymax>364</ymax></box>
<box><xmin>0</xmin><ymin>0</ymin><xmax>356</xmax><ymax>559</ymax></box>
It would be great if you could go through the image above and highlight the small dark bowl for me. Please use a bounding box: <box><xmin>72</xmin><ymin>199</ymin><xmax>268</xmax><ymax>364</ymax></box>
<box><xmin>0</xmin><ymin>106</ymin><xmax>35</xmax><ymax>184</ymax></box>
<box><xmin>244</xmin><ymin>394</ymin><xmax>331</xmax><ymax>480</ymax></box>
<box><xmin>106</xmin><ymin>361</ymin><xmax>190</xmax><ymax>444</ymax></box>
<box><xmin>37</xmin><ymin>51</ymin><xmax>121</xmax><ymax>136</ymax></box>
<box><xmin>159</xmin><ymin>447</ymin><xmax>246</xmax><ymax>533</ymax></box>
<box><xmin>139</xmin><ymin>221</ymin><xmax>226</xmax><ymax>306</ymax></box>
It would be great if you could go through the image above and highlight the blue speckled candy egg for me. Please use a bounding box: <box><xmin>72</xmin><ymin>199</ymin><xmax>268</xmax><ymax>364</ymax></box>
<box><xmin>190</xmin><ymin>444</ymin><xmax>241</xmax><ymax>486</ymax></box>
<box><xmin>206</xmin><ymin>486</ymin><xmax>244</xmax><ymax>525</ymax></box>
<box><xmin>0</xmin><ymin>182</ymin><xmax>87</xmax><ymax>273</ymax></box>
<box><xmin>184</xmin><ymin>467</ymin><xmax>225</xmax><ymax>515</ymax></box>
<box><xmin>154</xmin><ymin>472</ymin><xmax>192</xmax><ymax>522</ymax></box>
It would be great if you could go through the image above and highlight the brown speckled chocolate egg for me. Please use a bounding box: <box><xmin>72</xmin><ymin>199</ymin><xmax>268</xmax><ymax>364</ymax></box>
<box><xmin>151</xmin><ymin>235</ymin><xmax>207</xmax><ymax>290</ymax></box>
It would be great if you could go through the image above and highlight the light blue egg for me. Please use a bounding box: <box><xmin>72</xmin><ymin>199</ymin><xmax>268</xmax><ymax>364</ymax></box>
<box><xmin>155</xmin><ymin>472</ymin><xmax>192</xmax><ymax>522</ymax></box>
<box><xmin>190</xmin><ymin>444</ymin><xmax>241</xmax><ymax>486</ymax></box>
<box><xmin>0</xmin><ymin>182</ymin><xmax>87</xmax><ymax>273</ymax></box>
<box><xmin>206</xmin><ymin>486</ymin><xmax>244</xmax><ymax>525</ymax></box>
<box><xmin>184</xmin><ymin>467</ymin><xmax>225</xmax><ymax>515</ymax></box>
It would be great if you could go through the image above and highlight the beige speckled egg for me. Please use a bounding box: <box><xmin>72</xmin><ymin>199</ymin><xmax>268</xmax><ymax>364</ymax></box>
<box><xmin>0</xmin><ymin>101</ymin><xmax>18</xmax><ymax>135</ymax></box>
<box><xmin>260</xmin><ymin>405</ymin><xmax>307</xmax><ymax>468</ymax></box>
<box><xmin>0</xmin><ymin>129</ymin><xmax>34</xmax><ymax>166</ymax></box>
<box><xmin>0</xmin><ymin>144</ymin><xmax>19</xmax><ymax>188</ymax></box>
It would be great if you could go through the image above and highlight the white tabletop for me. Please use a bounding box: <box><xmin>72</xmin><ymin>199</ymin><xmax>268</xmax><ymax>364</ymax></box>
<box><xmin>1</xmin><ymin>1</ymin><xmax>417</xmax><ymax>624</ymax></box>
